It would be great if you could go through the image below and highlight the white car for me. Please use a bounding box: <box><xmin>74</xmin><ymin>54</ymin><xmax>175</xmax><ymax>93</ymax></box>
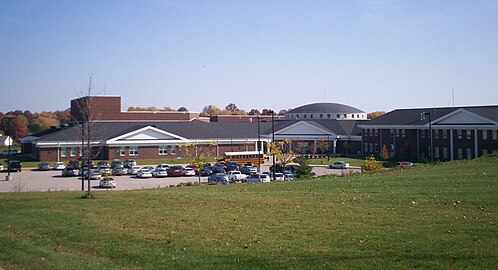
<box><xmin>156</xmin><ymin>164</ymin><xmax>170</xmax><ymax>170</ymax></box>
<box><xmin>245</xmin><ymin>173</ymin><xmax>271</xmax><ymax>183</ymax></box>
<box><xmin>53</xmin><ymin>162</ymin><xmax>66</xmax><ymax>170</ymax></box>
<box><xmin>99</xmin><ymin>178</ymin><xmax>116</xmax><ymax>188</ymax></box>
<box><xmin>328</xmin><ymin>161</ymin><xmax>350</xmax><ymax>169</ymax></box>
<box><xmin>183</xmin><ymin>168</ymin><xmax>196</xmax><ymax>176</ymax></box>
<box><xmin>152</xmin><ymin>168</ymin><xmax>168</xmax><ymax>178</ymax></box>
<box><xmin>136</xmin><ymin>168</ymin><xmax>152</xmax><ymax>178</ymax></box>
<box><xmin>227</xmin><ymin>171</ymin><xmax>248</xmax><ymax>182</ymax></box>
<box><xmin>272</xmin><ymin>172</ymin><xmax>285</xmax><ymax>181</ymax></box>
<box><xmin>0</xmin><ymin>164</ymin><xmax>3</xmax><ymax>171</ymax></box>
<box><xmin>127</xmin><ymin>166</ymin><xmax>140</xmax><ymax>175</ymax></box>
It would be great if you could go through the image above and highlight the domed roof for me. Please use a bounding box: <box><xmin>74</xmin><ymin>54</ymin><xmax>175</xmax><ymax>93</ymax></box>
<box><xmin>288</xmin><ymin>103</ymin><xmax>365</xmax><ymax>114</ymax></box>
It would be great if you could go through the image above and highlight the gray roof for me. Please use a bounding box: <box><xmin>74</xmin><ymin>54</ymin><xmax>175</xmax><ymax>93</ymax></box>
<box><xmin>33</xmin><ymin>119</ymin><xmax>364</xmax><ymax>143</ymax></box>
<box><xmin>34</xmin><ymin>120</ymin><xmax>274</xmax><ymax>142</ymax></box>
<box><xmin>288</xmin><ymin>102</ymin><xmax>365</xmax><ymax>114</ymax></box>
<box><xmin>362</xmin><ymin>105</ymin><xmax>498</xmax><ymax>126</ymax></box>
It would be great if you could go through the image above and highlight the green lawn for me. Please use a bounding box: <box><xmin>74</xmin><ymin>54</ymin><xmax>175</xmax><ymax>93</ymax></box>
<box><xmin>0</xmin><ymin>156</ymin><xmax>496</xmax><ymax>269</ymax></box>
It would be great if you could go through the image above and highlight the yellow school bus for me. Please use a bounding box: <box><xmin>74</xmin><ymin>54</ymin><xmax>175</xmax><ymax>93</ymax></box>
<box><xmin>224</xmin><ymin>151</ymin><xmax>264</xmax><ymax>166</ymax></box>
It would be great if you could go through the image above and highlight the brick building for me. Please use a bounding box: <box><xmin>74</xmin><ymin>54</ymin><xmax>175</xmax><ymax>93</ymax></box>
<box><xmin>359</xmin><ymin>106</ymin><xmax>498</xmax><ymax>161</ymax></box>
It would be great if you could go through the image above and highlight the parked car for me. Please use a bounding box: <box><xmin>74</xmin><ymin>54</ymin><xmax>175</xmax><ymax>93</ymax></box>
<box><xmin>152</xmin><ymin>168</ymin><xmax>168</xmax><ymax>178</ymax></box>
<box><xmin>272</xmin><ymin>172</ymin><xmax>285</xmax><ymax>181</ymax></box>
<box><xmin>183</xmin><ymin>167</ymin><xmax>196</xmax><ymax>176</ymax></box>
<box><xmin>167</xmin><ymin>166</ymin><xmax>185</xmax><ymax>176</ymax></box>
<box><xmin>0</xmin><ymin>149</ymin><xmax>19</xmax><ymax>156</ymax></box>
<box><xmin>81</xmin><ymin>160</ymin><xmax>95</xmax><ymax>168</ymax></box>
<box><xmin>97</xmin><ymin>161</ymin><xmax>110</xmax><ymax>168</ymax></box>
<box><xmin>328</xmin><ymin>161</ymin><xmax>350</xmax><ymax>169</ymax></box>
<box><xmin>110</xmin><ymin>160</ymin><xmax>123</xmax><ymax>169</ymax></box>
<box><xmin>7</xmin><ymin>160</ymin><xmax>22</xmax><ymax>172</ymax></box>
<box><xmin>81</xmin><ymin>169</ymin><xmax>101</xmax><ymax>180</ymax></box>
<box><xmin>111</xmin><ymin>167</ymin><xmax>127</xmax><ymax>176</ymax></box>
<box><xmin>78</xmin><ymin>166</ymin><xmax>90</xmax><ymax>176</ymax></box>
<box><xmin>53</xmin><ymin>162</ymin><xmax>66</xmax><ymax>170</ymax></box>
<box><xmin>284</xmin><ymin>170</ymin><xmax>295</xmax><ymax>180</ymax></box>
<box><xmin>156</xmin><ymin>164</ymin><xmax>170</xmax><ymax>170</ymax></box>
<box><xmin>397</xmin><ymin>161</ymin><xmax>414</xmax><ymax>167</ymax></box>
<box><xmin>37</xmin><ymin>162</ymin><xmax>52</xmax><ymax>171</ymax></box>
<box><xmin>123</xmin><ymin>159</ymin><xmax>137</xmax><ymax>168</ymax></box>
<box><xmin>136</xmin><ymin>168</ymin><xmax>152</xmax><ymax>178</ymax></box>
<box><xmin>0</xmin><ymin>164</ymin><xmax>3</xmax><ymax>171</ymax></box>
<box><xmin>127</xmin><ymin>166</ymin><xmax>140</xmax><ymax>175</ymax></box>
<box><xmin>97</xmin><ymin>166</ymin><xmax>112</xmax><ymax>176</ymax></box>
<box><xmin>200</xmin><ymin>166</ymin><xmax>213</xmax><ymax>176</ymax></box>
<box><xmin>208</xmin><ymin>173</ymin><xmax>229</xmax><ymax>185</ymax></box>
<box><xmin>212</xmin><ymin>165</ymin><xmax>227</xmax><ymax>174</ymax></box>
<box><xmin>285</xmin><ymin>164</ymin><xmax>300</xmax><ymax>172</ymax></box>
<box><xmin>99</xmin><ymin>178</ymin><xmax>116</xmax><ymax>188</ymax></box>
<box><xmin>240</xmin><ymin>165</ymin><xmax>257</xmax><ymax>175</ymax></box>
<box><xmin>227</xmin><ymin>171</ymin><xmax>248</xmax><ymax>182</ymax></box>
<box><xmin>245</xmin><ymin>173</ymin><xmax>271</xmax><ymax>183</ymax></box>
<box><xmin>67</xmin><ymin>160</ymin><xmax>80</xmax><ymax>169</ymax></box>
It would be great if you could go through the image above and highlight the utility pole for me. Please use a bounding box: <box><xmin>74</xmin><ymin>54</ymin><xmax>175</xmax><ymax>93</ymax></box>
<box><xmin>271</xmin><ymin>111</ymin><xmax>276</xmax><ymax>181</ymax></box>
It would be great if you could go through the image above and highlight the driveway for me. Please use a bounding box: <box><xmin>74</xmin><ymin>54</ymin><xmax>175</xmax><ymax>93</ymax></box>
<box><xmin>0</xmin><ymin>165</ymin><xmax>361</xmax><ymax>193</ymax></box>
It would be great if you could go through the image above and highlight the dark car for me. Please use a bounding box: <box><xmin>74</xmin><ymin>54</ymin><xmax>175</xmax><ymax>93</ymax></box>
<box><xmin>37</xmin><ymin>162</ymin><xmax>52</xmax><ymax>171</ymax></box>
<box><xmin>97</xmin><ymin>161</ymin><xmax>110</xmax><ymax>168</ymax></box>
<box><xmin>67</xmin><ymin>160</ymin><xmax>80</xmax><ymax>169</ymax></box>
<box><xmin>207</xmin><ymin>173</ymin><xmax>229</xmax><ymax>185</ymax></box>
<box><xmin>200</xmin><ymin>166</ymin><xmax>213</xmax><ymax>176</ymax></box>
<box><xmin>110</xmin><ymin>160</ymin><xmax>123</xmax><ymax>168</ymax></box>
<box><xmin>111</xmin><ymin>167</ymin><xmax>126</xmax><ymax>176</ymax></box>
<box><xmin>167</xmin><ymin>166</ymin><xmax>185</xmax><ymax>176</ymax></box>
<box><xmin>61</xmin><ymin>166</ymin><xmax>78</xmax><ymax>177</ymax></box>
<box><xmin>123</xmin><ymin>159</ymin><xmax>137</xmax><ymax>168</ymax></box>
<box><xmin>212</xmin><ymin>165</ymin><xmax>227</xmax><ymax>174</ymax></box>
<box><xmin>8</xmin><ymin>160</ymin><xmax>22</xmax><ymax>172</ymax></box>
<box><xmin>81</xmin><ymin>160</ymin><xmax>95</xmax><ymax>168</ymax></box>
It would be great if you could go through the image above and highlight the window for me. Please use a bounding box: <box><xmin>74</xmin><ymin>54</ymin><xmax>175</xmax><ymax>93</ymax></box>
<box><xmin>390</xmin><ymin>129</ymin><xmax>394</xmax><ymax>137</ymax></box>
<box><xmin>374</xmin><ymin>143</ymin><xmax>378</xmax><ymax>152</ymax></box>
<box><xmin>129</xmin><ymin>146</ymin><xmax>138</xmax><ymax>156</ymax></box>
<box><xmin>442</xmin><ymin>148</ymin><xmax>448</xmax><ymax>159</ymax></box>
<box><xmin>493</xmin><ymin>130</ymin><xmax>497</xmax><ymax>140</ymax></box>
<box><xmin>457</xmin><ymin>148</ymin><xmax>462</xmax><ymax>160</ymax></box>
<box><xmin>296</xmin><ymin>114</ymin><xmax>299</xmax><ymax>119</ymax></box>
<box><xmin>336</xmin><ymin>114</ymin><xmax>340</xmax><ymax>118</ymax></box>
<box><xmin>60</xmin><ymin>147</ymin><xmax>67</xmax><ymax>157</ymax></box>
<box><xmin>482</xmin><ymin>149</ymin><xmax>488</xmax><ymax>156</ymax></box>
<box><xmin>170</xmin><ymin>145</ymin><xmax>176</xmax><ymax>154</ymax></box>
<box><xmin>303</xmin><ymin>114</ymin><xmax>307</xmax><ymax>119</ymax></box>
<box><xmin>70</xmin><ymin>147</ymin><xmax>76</xmax><ymax>157</ymax></box>
<box><xmin>352</xmin><ymin>114</ymin><xmax>355</xmax><ymax>118</ymax></box>
<box><xmin>466</xmin><ymin>148</ymin><xmax>472</xmax><ymax>159</ymax></box>
<box><xmin>366</xmin><ymin>129</ymin><xmax>370</xmax><ymax>136</ymax></box>
<box><xmin>159</xmin><ymin>146</ymin><xmax>168</xmax><ymax>155</ymax></box>
<box><xmin>482</xmin><ymin>130</ymin><xmax>488</xmax><ymax>140</ymax></box>
<box><xmin>421</xmin><ymin>129</ymin><xmax>425</xmax><ymax>138</ymax></box>
<box><xmin>78</xmin><ymin>147</ymin><xmax>82</xmax><ymax>157</ymax></box>
<box><xmin>327</xmin><ymin>114</ymin><xmax>331</xmax><ymax>119</ymax></box>
<box><xmin>343</xmin><ymin>114</ymin><xmax>347</xmax><ymax>118</ymax></box>
<box><xmin>401</xmin><ymin>129</ymin><xmax>405</xmax><ymax>138</ymax></box>
<box><xmin>310</xmin><ymin>114</ymin><xmax>313</xmax><ymax>119</ymax></box>
<box><xmin>442</xmin><ymin>130</ymin><xmax>447</xmax><ymax>139</ymax></box>
<box><xmin>369</xmin><ymin>143</ymin><xmax>373</xmax><ymax>153</ymax></box>
<box><xmin>120</xmin><ymin>147</ymin><xmax>126</xmax><ymax>156</ymax></box>
<box><xmin>396</xmin><ymin>129</ymin><xmax>399</xmax><ymax>137</ymax></box>
<box><xmin>434</xmin><ymin>129</ymin><xmax>439</xmax><ymax>139</ymax></box>
<box><xmin>374</xmin><ymin>129</ymin><xmax>378</xmax><ymax>137</ymax></box>
<box><xmin>364</xmin><ymin>143</ymin><xmax>368</xmax><ymax>152</ymax></box>
<box><xmin>434</xmin><ymin>147</ymin><xmax>439</xmax><ymax>159</ymax></box>
<box><xmin>319</xmin><ymin>114</ymin><xmax>323</xmax><ymax>119</ymax></box>
<box><xmin>466</xmin><ymin>130</ymin><xmax>471</xmax><ymax>140</ymax></box>
<box><xmin>457</xmin><ymin>130</ymin><xmax>462</xmax><ymax>139</ymax></box>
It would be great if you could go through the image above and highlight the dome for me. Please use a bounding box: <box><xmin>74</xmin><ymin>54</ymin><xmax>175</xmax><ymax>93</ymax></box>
<box><xmin>288</xmin><ymin>103</ymin><xmax>365</xmax><ymax>114</ymax></box>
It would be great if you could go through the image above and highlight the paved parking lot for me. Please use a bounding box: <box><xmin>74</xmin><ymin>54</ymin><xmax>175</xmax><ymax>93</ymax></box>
<box><xmin>0</xmin><ymin>165</ymin><xmax>360</xmax><ymax>192</ymax></box>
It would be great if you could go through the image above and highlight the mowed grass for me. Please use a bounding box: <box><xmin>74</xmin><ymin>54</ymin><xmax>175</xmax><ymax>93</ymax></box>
<box><xmin>0</xmin><ymin>156</ymin><xmax>497</xmax><ymax>269</ymax></box>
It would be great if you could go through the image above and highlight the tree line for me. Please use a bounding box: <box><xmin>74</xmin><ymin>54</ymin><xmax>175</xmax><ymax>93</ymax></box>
<box><xmin>0</xmin><ymin>110</ymin><xmax>70</xmax><ymax>142</ymax></box>
<box><xmin>127</xmin><ymin>103</ymin><xmax>291</xmax><ymax>117</ymax></box>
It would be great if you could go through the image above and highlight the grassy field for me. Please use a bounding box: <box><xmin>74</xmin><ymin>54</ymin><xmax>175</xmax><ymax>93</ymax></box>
<box><xmin>0</xmin><ymin>156</ymin><xmax>496</xmax><ymax>269</ymax></box>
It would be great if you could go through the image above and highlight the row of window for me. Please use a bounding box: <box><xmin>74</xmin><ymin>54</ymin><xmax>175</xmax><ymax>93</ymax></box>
<box><xmin>364</xmin><ymin>143</ymin><xmax>497</xmax><ymax>160</ymax></box>
<box><xmin>287</xmin><ymin>113</ymin><xmax>366</xmax><ymax>120</ymax></box>
<box><xmin>363</xmin><ymin>129</ymin><xmax>498</xmax><ymax>140</ymax></box>
<box><xmin>59</xmin><ymin>146</ymin><xmax>177</xmax><ymax>157</ymax></box>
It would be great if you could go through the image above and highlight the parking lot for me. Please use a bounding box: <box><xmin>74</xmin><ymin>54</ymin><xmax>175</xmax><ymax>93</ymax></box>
<box><xmin>0</xmin><ymin>164</ymin><xmax>360</xmax><ymax>192</ymax></box>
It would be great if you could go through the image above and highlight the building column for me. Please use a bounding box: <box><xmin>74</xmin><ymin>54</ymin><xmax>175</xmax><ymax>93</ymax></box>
<box><xmin>450</xmin><ymin>128</ymin><xmax>454</xmax><ymax>161</ymax></box>
<box><xmin>474</xmin><ymin>128</ymin><xmax>479</xmax><ymax>158</ymax></box>
<box><xmin>333</xmin><ymin>139</ymin><xmax>337</xmax><ymax>154</ymax></box>
<box><xmin>313</xmin><ymin>139</ymin><xmax>317</xmax><ymax>154</ymax></box>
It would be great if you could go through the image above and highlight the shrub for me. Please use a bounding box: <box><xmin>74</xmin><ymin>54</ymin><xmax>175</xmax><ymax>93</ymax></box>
<box><xmin>294</xmin><ymin>156</ymin><xmax>312</xmax><ymax>178</ymax></box>
<box><xmin>362</xmin><ymin>155</ymin><xmax>384</xmax><ymax>171</ymax></box>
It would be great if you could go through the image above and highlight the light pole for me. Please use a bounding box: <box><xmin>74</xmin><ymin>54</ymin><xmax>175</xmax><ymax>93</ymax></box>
<box><xmin>257</xmin><ymin>116</ymin><xmax>261</xmax><ymax>172</ymax></box>
<box><xmin>6</xmin><ymin>133</ymin><xmax>12</xmax><ymax>180</ymax></box>
<box><xmin>230</xmin><ymin>136</ymin><xmax>233</xmax><ymax>161</ymax></box>
<box><xmin>421</xmin><ymin>112</ymin><xmax>433</xmax><ymax>162</ymax></box>
<box><xmin>271</xmin><ymin>111</ymin><xmax>276</xmax><ymax>181</ymax></box>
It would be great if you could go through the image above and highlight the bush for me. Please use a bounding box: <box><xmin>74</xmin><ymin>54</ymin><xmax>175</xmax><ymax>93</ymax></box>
<box><xmin>294</xmin><ymin>156</ymin><xmax>312</xmax><ymax>178</ymax></box>
<box><xmin>362</xmin><ymin>155</ymin><xmax>384</xmax><ymax>171</ymax></box>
